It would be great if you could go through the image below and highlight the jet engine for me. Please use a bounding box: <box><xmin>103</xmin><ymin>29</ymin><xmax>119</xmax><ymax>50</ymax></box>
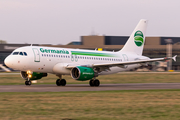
<box><xmin>71</xmin><ymin>66</ymin><xmax>94</xmax><ymax>81</ymax></box>
<box><xmin>20</xmin><ymin>71</ymin><xmax>47</xmax><ymax>80</ymax></box>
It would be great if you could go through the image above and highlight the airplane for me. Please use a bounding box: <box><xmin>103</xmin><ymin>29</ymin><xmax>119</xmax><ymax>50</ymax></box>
<box><xmin>4</xmin><ymin>19</ymin><xmax>177</xmax><ymax>87</ymax></box>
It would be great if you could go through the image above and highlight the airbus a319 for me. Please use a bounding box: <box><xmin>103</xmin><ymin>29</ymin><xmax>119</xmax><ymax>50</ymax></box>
<box><xmin>4</xmin><ymin>19</ymin><xmax>177</xmax><ymax>87</ymax></box>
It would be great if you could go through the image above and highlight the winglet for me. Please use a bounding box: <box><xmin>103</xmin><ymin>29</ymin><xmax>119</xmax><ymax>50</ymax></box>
<box><xmin>173</xmin><ymin>55</ymin><xmax>177</xmax><ymax>61</ymax></box>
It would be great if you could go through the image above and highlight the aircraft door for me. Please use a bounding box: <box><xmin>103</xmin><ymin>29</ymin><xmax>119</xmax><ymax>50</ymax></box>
<box><xmin>122</xmin><ymin>54</ymin><xmax>128</xmax><ymax>68</ymax></box>
<box><xmin>71</xmin><ymin>55</ymin><xmax>78</xmax><ymax>62</ymax></box>
<box><xmin>122</xmin><ymin>54</ymin><xmax>128</xmax><ymax>61</ymax></box>
<box><xmin>32</xmin><ymin>48</ymin><xmax>40</xmax><ymax>62</ymax></box>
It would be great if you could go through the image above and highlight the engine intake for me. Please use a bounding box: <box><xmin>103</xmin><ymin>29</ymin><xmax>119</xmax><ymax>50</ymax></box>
<box><xmin>71</xmin><ymin>66</ymin><xmax>94</xmax><ymax>81</ymax></box>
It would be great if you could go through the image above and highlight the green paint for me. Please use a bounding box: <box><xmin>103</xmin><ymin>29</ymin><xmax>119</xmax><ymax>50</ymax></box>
<box><xmin>40</xmin><ymin>48</ymin><xmax>69</xmax><ymax>54</ymax></box>
<box><xmin>134</xmin><ymin>31</ymin><xmax>144</xmax><ymax>38</ymax></box>
<box><xmin>134</xmin><ymin>31</ymin><xmax>144</xmax><ymax>47</ymax></box>
<box><xmin>30</xmin><ymin>72</ymin><xmax>46</xmax><ymax>80</ymax></box>
<box><xmin>71</xmin><ymin>51</ymin><xmax>116</xmax><ymax>57</ymax></box>
<box><xmin>75</xmin><ymin>66</ymin><xmax>94</xmax><ymax>81</ymax></box>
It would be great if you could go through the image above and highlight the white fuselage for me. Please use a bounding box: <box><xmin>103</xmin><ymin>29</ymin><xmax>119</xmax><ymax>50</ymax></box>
<box><xmin>5</xmin><ymin>46</ymin><xmax>147</xmax><ymax>75</ymax></box>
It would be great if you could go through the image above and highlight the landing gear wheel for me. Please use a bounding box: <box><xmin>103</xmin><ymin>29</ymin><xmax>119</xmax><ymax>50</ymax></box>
<box><xmin>56</xmin><ymin>79</ymin><xmax>61</xmax><ymax>86</ymax></box>
<box><xmin>89</xmin><ymin>79</ymin><xmax>94</xmax><ymax>87</ymax></box>
<box><xmin>25</xmin><ymin>80</ymin><xmax>31</xmax><ymax>86</ymax></box>
<box><xmin>56</xmin><ymin>79</ymin><xmax>66</xmax><ymax>86</ymax></box>
<box><xmin>60</xmin><ymin>79</ymin><xmax>66</xmax><ymax>86</ymax></box>
<box><xmin>94</xmin><ymin>79</ymin><xmax>100</xmax><ymax>87</ymax></box>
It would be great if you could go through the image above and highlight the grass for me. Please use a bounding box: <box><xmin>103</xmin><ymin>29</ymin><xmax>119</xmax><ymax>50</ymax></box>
<box><xmin>0</xmin><ymin>72</ymin><xmax>180</xmax><ymax>85</ymax></box>
<box><xmin>1</xmin><ymin>73</ymin><xmax>180</xmax><ymax>119</ymax></box>
<box><xmin>0</xmin><ymin>90</ymin><xmax>180</xmax><ymax>120</ymax></box>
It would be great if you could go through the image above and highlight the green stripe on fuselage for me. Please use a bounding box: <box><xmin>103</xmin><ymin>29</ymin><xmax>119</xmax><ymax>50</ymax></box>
<box><xmin>71</xmin><ymin>51</ymin><xmax>116</xmax><ymax>57</ymax></box>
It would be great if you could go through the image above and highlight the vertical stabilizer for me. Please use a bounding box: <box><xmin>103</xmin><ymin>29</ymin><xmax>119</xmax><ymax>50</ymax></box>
<box><xmin>120</xmin><ymin>19</ymin><xmax>148</xmax><ymax>55</ymax></box>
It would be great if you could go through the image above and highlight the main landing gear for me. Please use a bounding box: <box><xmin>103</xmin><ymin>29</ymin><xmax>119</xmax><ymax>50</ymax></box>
<box><xmin>89</xmin><ymin>79</ymin><xmax>100</xmax><ymax>87</ymax></box>
<box><xmin>56</xmin><ymin>75</ymin><xmax>100</xmax><ymax>87</ymax></box>
<box><xmin>56</xmin><ymin>79</ymin><xmax>66</xmax><ymax>86</ymax></box>
<box><xmin>56</xmin><ymin>75</ymin><xmax>66</xmax><ymax>86</ymax></box>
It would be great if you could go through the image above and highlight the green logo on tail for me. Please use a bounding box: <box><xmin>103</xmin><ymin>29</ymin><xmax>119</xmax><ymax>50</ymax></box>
<box><xmin>134</xmin><ymin>31</ymin><xmax>144</xmax><ymax>47</ymax></box>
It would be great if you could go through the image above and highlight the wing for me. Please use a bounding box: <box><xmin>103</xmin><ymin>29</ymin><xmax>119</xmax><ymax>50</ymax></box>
<box><xmin>92</xmin><ymin>55</ymin><xmax>177</xmax><ymax>67</ymax></box>
<box><xmin>66</xmin><ymin>55</ymin><xmax>177</xmax><ymax>69</ymax></box>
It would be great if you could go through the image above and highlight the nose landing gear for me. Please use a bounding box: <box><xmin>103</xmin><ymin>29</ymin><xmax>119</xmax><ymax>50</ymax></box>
<box><xmin>25</xmin><ymin>71</ymin><xmax>32</xmax><ymax>86</ymax></box>
<box><xmin>25</xmin><ymin>79</ymin><xmax>31</xmax><ymax>86</ymax></box>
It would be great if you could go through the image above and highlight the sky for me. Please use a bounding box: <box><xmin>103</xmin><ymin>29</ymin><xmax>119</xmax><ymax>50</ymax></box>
<box><xmin>0</xmin><ymin>0</ymin><xmax>179</xmax><ymax>45</ymax></box>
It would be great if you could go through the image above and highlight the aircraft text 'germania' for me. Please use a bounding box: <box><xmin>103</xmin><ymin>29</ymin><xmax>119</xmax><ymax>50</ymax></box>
<box><xmin>40</xmin><ymin>48</ymin><xmax>69</xmax><ymax>54</ymax></box>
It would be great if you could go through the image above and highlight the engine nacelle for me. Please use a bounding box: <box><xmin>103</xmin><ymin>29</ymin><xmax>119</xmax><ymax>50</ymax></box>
<box><xmin>71</xmin><ymin>66</ymin><xmax>94</xmax><ymax>81</ymax></box>
<box><xmin>20</xmin><ymin>71</ymin><xmax>47</xmax><ymax>80</ymax></box>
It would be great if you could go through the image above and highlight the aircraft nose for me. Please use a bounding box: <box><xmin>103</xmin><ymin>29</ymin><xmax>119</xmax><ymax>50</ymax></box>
<box><xmin>4</xmin><ymin>56</ymin><xmax>12</xmax><ymax>67</ymax></box>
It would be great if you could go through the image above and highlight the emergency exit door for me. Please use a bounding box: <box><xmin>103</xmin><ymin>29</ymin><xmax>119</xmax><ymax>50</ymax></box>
<box><xmin>32</xmin><ymin>48</ymin><xmax>40</xmax><ymax>62</ymax></box>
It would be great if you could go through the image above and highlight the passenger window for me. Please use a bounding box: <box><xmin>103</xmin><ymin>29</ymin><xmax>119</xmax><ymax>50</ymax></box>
<box><xmin>13</xmin><ymin>52</ymin><xmax>19</xmax><ymax>55</ymax></box>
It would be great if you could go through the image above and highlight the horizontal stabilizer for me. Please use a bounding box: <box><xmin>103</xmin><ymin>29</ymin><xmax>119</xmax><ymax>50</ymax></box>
<box><xmin>172</xmin><ymin>55</ymin><xmax>177</xmax><ymax>61</ymax></box>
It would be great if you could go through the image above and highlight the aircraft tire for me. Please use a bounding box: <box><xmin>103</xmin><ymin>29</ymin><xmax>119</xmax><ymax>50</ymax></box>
<box><xmin>56</xmin><ymin>79</ymin><xmax>61</xmax><ymax>86</ymax></box>
<box><xmin>60</xmin><ymin>79</ymin><xmax>66</xmax><ymax>86</ymax></box>
<box><xmin>94</xmin><ymin>79</ymin><xmax>100</xmax><ymax>87</ymax></box>
<box><xmin>25</xmin><ymin>80</ymin><xmax>31</xmax><ymax>86</ymax></box>
<box><xmin>89</xmin><ymin>79</ymin><xmax>94</xmax><ymax>87</ymax></box>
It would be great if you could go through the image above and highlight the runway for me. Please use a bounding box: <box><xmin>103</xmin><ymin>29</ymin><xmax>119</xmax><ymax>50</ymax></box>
<box><xmin>1</xmin><ymin>83</ymin><xmax>180</xmax><ymax>92</ymax></box>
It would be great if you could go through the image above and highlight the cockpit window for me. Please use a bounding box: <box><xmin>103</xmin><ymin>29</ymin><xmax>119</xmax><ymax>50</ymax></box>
<box><xmin>13</xmin><ymin>52</ymin><xmax>19</xmax><ymax>55</ymax></box>
<box><xmin>19</xmin><ymin>52</ymin><xmax>23</xmax><ymax>56</ymax></box>
<box><xmin>12</xmin><ymin>51</ymin><xmax>27</xmax><ymax>56</ymax></box>
<box><xmin>23</xmin><ymin>52</ymin><xmax>27</xmax><ymax>56</ymax></box>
